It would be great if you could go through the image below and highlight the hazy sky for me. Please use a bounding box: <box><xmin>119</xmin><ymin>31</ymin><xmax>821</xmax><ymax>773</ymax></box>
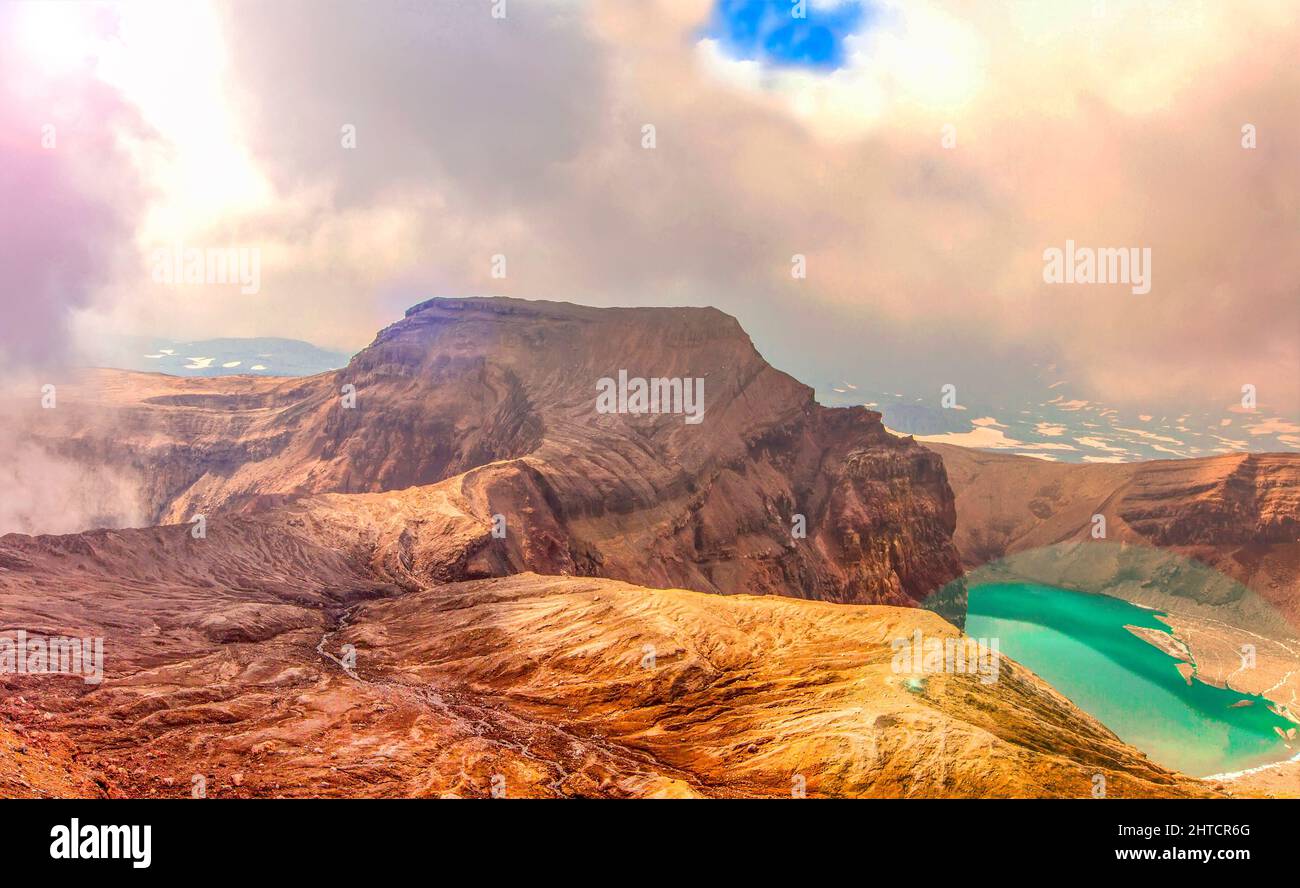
<box><xmin>3</xmin><ymin>0</ymin><xmax>1297</xmax><ymax>420</ymax></box>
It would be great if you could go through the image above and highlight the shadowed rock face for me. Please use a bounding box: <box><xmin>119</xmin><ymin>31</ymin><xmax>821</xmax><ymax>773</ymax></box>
<box><xmin>18</xmin><ymin>297</ymin><xmax>963</xmax><ymax>606</ymax></box>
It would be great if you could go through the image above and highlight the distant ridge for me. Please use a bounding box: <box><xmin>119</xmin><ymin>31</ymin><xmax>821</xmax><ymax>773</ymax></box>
<box><xmin>87</xmin><ymin>335</ymin><xmax>351</xmax><ymax>377</ymax></box>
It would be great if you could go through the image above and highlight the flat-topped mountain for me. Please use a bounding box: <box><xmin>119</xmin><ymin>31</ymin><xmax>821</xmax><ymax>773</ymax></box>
<box><xmin>20</xmin><ymin>297</ymin><xmax>962</xmax><ymax>606</ymax></box>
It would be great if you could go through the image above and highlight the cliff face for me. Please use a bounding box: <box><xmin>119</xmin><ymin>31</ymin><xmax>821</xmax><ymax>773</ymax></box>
<box><xmin>925</xmin><ymin>443</ymin><xmax>1300</xmax><ymax>622</ymax></box>
<box><xmin>1116</xmin><ymin>453</ymin><xmax>1300</xmax><ymax>546</ymax></box>
<box><xmin>18</xmin><ymin>297</ymin><xmax>962</xmax><ymax>606</ymax></box>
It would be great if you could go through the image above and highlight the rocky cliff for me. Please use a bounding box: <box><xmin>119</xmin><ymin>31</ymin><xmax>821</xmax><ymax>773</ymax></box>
<box><xmin>925</xmin><ymin>442</ymin><xmax>1300</xmax><ymax>623</ymax></box>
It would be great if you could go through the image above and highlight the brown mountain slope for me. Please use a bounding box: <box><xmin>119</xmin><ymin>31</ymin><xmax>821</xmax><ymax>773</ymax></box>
<box><xmin>0</xmin><ymin>510</ymin><xmax>1211</xmax><ymax>797</ymax></box>
<box><xmin>18</xmin><ymin>297</ymin><xmax>961</xmax><ymax>606</ymax></box>
<box><xmin>925</xmin><ymin>443</ymin><xmax>1300</xmax><ymax>622</ymax></box>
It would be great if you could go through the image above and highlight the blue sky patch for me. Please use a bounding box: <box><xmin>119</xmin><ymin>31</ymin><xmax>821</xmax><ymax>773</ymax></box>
<box><xmin>705</xmin><ymin>0</ymin><xmax>871</xmax><ymax>71</ymax></box>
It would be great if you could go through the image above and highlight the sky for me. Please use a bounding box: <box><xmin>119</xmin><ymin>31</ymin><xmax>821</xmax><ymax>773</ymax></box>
<box><xmin>1</xmin><ymin>0</ymin><xmax>1297</xmax><ymax>452</ymax></box>
<box><xmin>703</xmin><ymin>0</ymin><xmax>871</xmax><ymax>70</ymax></box>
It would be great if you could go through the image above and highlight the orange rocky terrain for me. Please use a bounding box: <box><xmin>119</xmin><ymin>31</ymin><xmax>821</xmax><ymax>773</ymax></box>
<box><xmin>0</xmin><ymin>517</ymin><xmax>1211</xmax><ymax>797</ymax></box>
<box><xmin>0</xmin><ymin>298</ymin><xmax>1293</xmax><ymax>797</ymax></box>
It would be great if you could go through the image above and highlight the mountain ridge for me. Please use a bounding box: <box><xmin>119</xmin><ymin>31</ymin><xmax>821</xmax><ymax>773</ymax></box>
<box><xmin>18</xmin><ymin>296</ymin><xmax>963</xmax><ymax>607</ymax></box>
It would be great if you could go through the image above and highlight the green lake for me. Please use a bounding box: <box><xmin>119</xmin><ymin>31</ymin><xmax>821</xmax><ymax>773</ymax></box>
<box><xmin>964</xmin><ymin>582</ymin><xmax>1297</xmax><ymax>778</ymax></box>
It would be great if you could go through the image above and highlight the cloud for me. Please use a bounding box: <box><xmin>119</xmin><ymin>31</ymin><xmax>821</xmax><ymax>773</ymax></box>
<box><xmin>1115</xmin><ymin>426</ymin><xmax>1192</xmax><ymax>446</ymax></box>
<box><xmin>0</xmin><ymin>426</ymin><xmax>146</xmax><ymax>536</ymax></box>
<box><xmin>221</xmin><ymin>0</ymin><xmax>607</xmax><ymax>212</ymax></box>
<box><xmin>1243</xmin><ymin>418</ymin><xmax>1300</xmax><ymax>436</ymax></box>
<box><xmin>43</xmin><ymin>0</ymin><xmax>1300</xmax><ymax>424</ymax></box>
<box><xmin>1075</xmin><ymin>436</ymin><xmax>1128</xmax><ymax>454</ymax></box>
<box><xmin>0</xmin><ymin>4</ymin><xmax>147</xmax><ymax>371</ymax></box>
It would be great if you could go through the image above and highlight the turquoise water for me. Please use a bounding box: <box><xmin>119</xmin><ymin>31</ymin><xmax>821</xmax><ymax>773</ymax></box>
<box><xmin>965</xmin><ymin>583</ymin><xmax>1296</xmax><ymax>777</ymax></box>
